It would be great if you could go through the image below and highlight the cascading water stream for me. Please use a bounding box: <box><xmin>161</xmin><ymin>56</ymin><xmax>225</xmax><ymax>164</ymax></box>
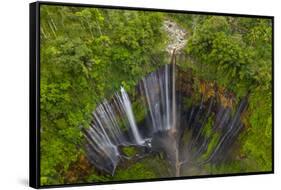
<box><xmin>140</xmin><ymin>63</ymin><xmax>177</xmax><ymax>132</ymax></box>
<box><xmin>83</xmin><ymin>61</ymin><xmax>247</xmax><ymax>176</ymax></box>
<box><xmin>120</xmin><ymin>87</ymin><xmax>144</xmax><ymax>145</ymax></box>
<box><xmin>84</xmin><ymin>63</ymin><xmax>178</xmax><ymax>174</ymax></box>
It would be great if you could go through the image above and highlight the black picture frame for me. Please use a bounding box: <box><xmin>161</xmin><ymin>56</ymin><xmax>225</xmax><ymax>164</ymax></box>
<box><xmin>30</xmin><ymin>1</ymin><xmax>274</xmax><ymax>189</ymax></box>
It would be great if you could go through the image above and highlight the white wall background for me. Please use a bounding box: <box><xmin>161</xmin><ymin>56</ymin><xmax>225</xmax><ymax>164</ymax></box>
<box><xmin>0</xmin><ymin>0</ymin><xmax>279</xmax><ymax>189</ymax></box>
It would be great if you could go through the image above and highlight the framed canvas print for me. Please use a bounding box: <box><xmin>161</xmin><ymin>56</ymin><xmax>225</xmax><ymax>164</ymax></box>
<box><xmin>29</xmin><ymin>1</ymin><xmax>274</xmax><ymax>188</ymax></box>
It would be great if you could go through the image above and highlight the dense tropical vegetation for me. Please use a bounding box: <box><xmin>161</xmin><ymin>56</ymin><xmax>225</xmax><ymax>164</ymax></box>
<box><xmin>40</xmin><ymin>5</ymin><xmax>272</xmax><ymax>185</ymax></box>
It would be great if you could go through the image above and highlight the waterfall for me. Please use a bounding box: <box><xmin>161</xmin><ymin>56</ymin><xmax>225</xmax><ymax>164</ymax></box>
<box><xmin>140</xmin><ymin>64</ymin><xmax>177</xmax><ymax>132</ymax></box>
<box><xmin>83</xmin><ymin>63</ymin><xmax>247</xmax><ymax>176</ymax></box>
<box><xmin>120</xmin><ymin>87</ymin><xmax>144</xmax><ymax>144</ymax></box>
<box><xmin>84</xmin><ymin>64</ymin><xmax>177</xmax><ymax>174</ymax></box>
<box><xmin>84</xmin><ymin>85</ymin><xmax>146</xmax><ymax>174</ymax></box>
<box><xmin>165</xmin><ymin>64</ymin><xmax>170</xmax><ymax>130</ymax></box>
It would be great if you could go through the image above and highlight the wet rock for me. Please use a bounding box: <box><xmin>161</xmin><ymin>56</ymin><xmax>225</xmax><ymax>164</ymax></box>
<box><xmin>163</xmin><ymin>20</ymin><xmax>188</xmax><ymax>55</ymax></box>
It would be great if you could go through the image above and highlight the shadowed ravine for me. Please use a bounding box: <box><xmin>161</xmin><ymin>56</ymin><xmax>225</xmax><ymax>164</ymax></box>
<box><xmin>83</xmin><ymin>59</ymin><xmax>248</xmax><ymax>177</ymax></box>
